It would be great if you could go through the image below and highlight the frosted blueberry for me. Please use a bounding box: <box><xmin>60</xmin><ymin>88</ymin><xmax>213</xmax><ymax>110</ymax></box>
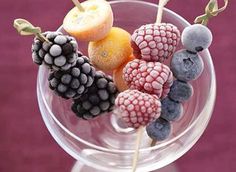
<box><xmin>146</xmin><ymin>118</ymin><xmax>171</xmax><ymax>141</ymax></box>
<box><xmin>181</xmin><ymin>24</ymin><xmax>212</xmax><ymax>53</ymax></box>
<box><xmin>171</xmin><ymin>49</ymin><xmax>204</xmax><ymax>81</ymax></box>
<box><xmin>161</xmin><ymin>97</ymin><xmax>183</xmax><ymax>121</ymax></box>
<box><xmin>169</xmin><ymin>80</ymin><xmax>193</xmax><ymax>102</ymax></box>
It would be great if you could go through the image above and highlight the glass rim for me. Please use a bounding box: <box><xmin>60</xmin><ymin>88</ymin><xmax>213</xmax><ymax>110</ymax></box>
<box><xmin>37</xmin><ymin>0</ymin><xmax>217</xmax><ymax>154</ymax></box>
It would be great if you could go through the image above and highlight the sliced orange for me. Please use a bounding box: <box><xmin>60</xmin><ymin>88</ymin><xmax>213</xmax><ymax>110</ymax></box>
<box><xmin>63</xmin><ymin>0</ymin><xmax>113</xmax><ymax>41</ymax></box>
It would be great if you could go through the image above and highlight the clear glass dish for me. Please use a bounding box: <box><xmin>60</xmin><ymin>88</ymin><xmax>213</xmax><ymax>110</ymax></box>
<box><xmin>37</xmin><ymin>0</ymin><xmax>216</xmax><ymax>171</ymax></box>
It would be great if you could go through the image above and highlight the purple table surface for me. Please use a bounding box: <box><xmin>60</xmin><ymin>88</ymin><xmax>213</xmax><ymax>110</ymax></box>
<box><xmin>1</xmin><ymin>0</ymin><xmax>236</xmax><ymax>172</ymax></box>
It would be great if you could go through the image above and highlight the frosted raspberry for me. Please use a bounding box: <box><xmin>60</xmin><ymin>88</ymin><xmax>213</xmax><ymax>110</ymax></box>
<box><xmin>131</xmin><ymin>23</ymin><xmax>181</xmax><ymax>62</ymax></box>
<box><xmin>123</xmin><ymin>59</ymin><xmax>173</xmax><ymax>98</ymax></box>
<box><xmin>115</xmin><ymin>90</ymin><xmax>161</xmax><ymax>129</ymax></box>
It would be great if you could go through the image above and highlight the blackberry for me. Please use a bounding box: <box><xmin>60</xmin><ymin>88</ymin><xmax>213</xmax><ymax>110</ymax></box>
<box><xmin>32</xmin><ymin>31</ymin><xmax>78</xmax><ymax>71</ymax></box>
<box><xmin>48</xmin><ymin>54</ymin><xmax>96</xmax><ymax>99</ymax></box>
<box><xmin>71</xmin><ymin>71</ymin><xmax>119</xmax><ymax>120</ymax></box>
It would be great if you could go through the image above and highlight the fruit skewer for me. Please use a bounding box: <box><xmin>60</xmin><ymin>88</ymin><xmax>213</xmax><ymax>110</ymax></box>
<box><xmin>156</xmin><ymin>0</ymin><xmax>170</xmax><ymax>24</ymax></box>
<box><xmin>130</xmin><ymin>1</ymin><xmax>172</xmax><ymax>171</ymax></box>
<box><xmin>148</xmin><ymin>0</ymin><xmax>229</xmax><ymax>147</ymax></box>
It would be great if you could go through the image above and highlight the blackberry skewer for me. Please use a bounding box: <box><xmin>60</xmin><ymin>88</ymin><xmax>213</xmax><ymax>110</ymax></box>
<box><xmin>14</xmin><ymin>19</ymin><xmax>78</xmax><ymax>71</ymax></box>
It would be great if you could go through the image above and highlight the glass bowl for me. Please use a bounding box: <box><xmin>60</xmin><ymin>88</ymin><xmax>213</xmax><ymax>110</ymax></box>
<box><xmin>37</xmin><ymin>0</ymin><xmax>216</xmax><ymax>171</ymax></box>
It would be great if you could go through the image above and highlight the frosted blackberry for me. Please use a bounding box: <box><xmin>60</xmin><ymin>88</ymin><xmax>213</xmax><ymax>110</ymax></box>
<box><xmin>146</xmin><ymin>118</ymin><xmax>171</xmax><ymax>141</ymax></box>
<box><xmin>171</xmin><ymin>49</ymin><xmax>204</xmax><ymax>81</ymax></box>
<box><xmin>71</xmin><ymin>71</ymin><xmax>119</xmax><ymax>120</ymax></box>
<box><xmin>32</xmin><ymin>31</ymin><xmax>78</xmax><ymax>71</ymax></box>
<box><xmin>181</xmin><ymin>24</ymin><xmax>212</xmax><ymax>53</ymax></box>
<box><xmin>161</xmin><ymin>97</ymin><xmax>183</xmax><ymax>121</ymax></box>
<box><xmin>169</xmin><ymin>80</ymin><xmax>193</xmax><ymax>102</ymax></box>
<box><xmin>48</xmin><ymin>54</ymin><xmax>96</xmax><ymax>99</ymax></box>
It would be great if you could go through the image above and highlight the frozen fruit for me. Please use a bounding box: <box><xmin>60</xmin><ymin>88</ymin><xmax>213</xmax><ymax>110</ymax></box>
<box><xmin>169</xmin><ymin>80</ymin><xmax>193</xmax><ymax>102</ymax></box>
<box><xmin>131</xmin><ymin>23</ymin><xmax>181</xmax><ymax>62</ymax></box>
<box><xmin>161</xmin><ymin>97</ymin><xmax>183</xmax><ymax>121</ymax></box>
<box><xmin>170</xmin><ymin>49</ymin><xmax>204</xmax><ymax>81</ymax></box>
<box><xmin>71</xmin><ymin>71</ymin><xmax>118</xmax><ymax>119</ymax></box>
<box><xmin>48</xmin><ymin>53</ymin><xmax>96</xmax><ymax>99</ymax></box>
<box><xmin>113</xmin><ymin>55</ymin><xmax>135</xmax><ymax>92</ymax></box>
<box><xmin>146</xmin><ymin>117</ymin><xmax>171</xmax><ymax>141</ymax></box>
<box><xmin>32</xmin><ymin>31</ymin><xmax>78</xmax><ymax>71</ymax></box>
<box><xmin>115</xmin><ymin>89</ymin><xmax>161</xmax><ymax>129</ymax></box>
<box><xmin>123</xmin><ymin>59</ymin><xmax>173</xmax><ymax>98</ymax></box>
<box><xmin>88</xmin><ymin>27</ymin><xmax>133</xmax><ymax>71</ymax></box>
<box><xmin>63</xmin><ymin>0</ymin><xmax>113</xmax><ymax>41</ymax></box>
<box><xmin>181</xmin><ymin>24</ymin><xmax>212</xmax><ymax>53</ymax></box>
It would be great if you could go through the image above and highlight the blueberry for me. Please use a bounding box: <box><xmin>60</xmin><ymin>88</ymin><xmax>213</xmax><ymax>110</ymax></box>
<box><xmin>146</xmin><ymin>118</ymin><xmax>171</xmax><ymax>141</ymax></box>
<box><xmin>181</xmin><ymin>24</ymin><xmax>212</xmax><ymax>53</ymax></box>
<box><xmin>171</xmin><ymin>49</ymin><xmax>204</xmax><ymax>81</ymax></box>
<box><xmin>161</xmin><ymin>97</ymin><xmax>183</xmax><ymax>121</ymax></box>
<box><xmin>169</xmin><ymin>80</ymin><xmax>193</xmax><ymax>102</ymax></box>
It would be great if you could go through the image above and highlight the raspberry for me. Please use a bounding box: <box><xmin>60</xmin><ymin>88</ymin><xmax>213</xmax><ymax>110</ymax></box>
<box><xmin>32</xmin><ymin>31</ymin><xmax>78</xmax><ymax>71</ymax></box>
<box><xmin>115</xmin><ymin>89</ymin><xmax>161</xmax><ymax>129</ymax></box>
<box><xmin>131</xmin><ymin>23</ymin><xmax>180</xmax><ymax>62</ymax></box>
<box><xmin>123</xmin><ymin>59</ymin><xmax>173</xmax><ymax>98</ymax></box>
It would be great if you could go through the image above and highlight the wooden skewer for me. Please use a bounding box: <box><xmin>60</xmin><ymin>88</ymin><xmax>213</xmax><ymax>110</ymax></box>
<box><xmin>131</xmin><ymin>126</ymin><xmax>144</xmax><ymax>172</ymax></box>
<box><xmin>72</xmin><ymin>0</ymin><xmax>85</xmax><ymax>12</ymax></box>
<box><xmin>150</xmin><ymin>139</ymin><xmax>157</xmax><ymax>147</ymax></box>
<box><xmin>156</xmin><ymin>0</ymin><xmax>170</xmax><ymax>24</ymax></box>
